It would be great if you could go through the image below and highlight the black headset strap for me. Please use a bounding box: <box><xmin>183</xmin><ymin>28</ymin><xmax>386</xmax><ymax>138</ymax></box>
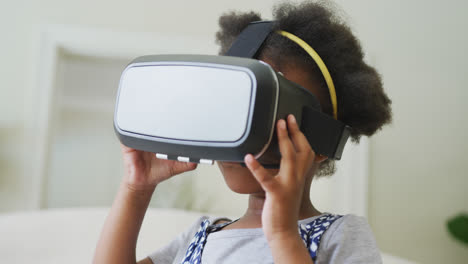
<box><xmin>225</xmin><ymin>21</ymin><xmax>276</xmax><ymax>58</ymax></box>
<box><xmin>301</xmin><ymin>106</ymin><xmax>351</xmax><ymax>160</ymax></box>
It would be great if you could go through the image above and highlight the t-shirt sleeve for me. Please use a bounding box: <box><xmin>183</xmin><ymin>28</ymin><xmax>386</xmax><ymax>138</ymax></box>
<box><xmin>316</xmin><ymin>214</ymin><xmax>383</xmax><ymax>264</ymax></box>
<box><xmin>148</xmin><ymin>216</ymin><xmax>208</xmax><ymax>264</ymax></box>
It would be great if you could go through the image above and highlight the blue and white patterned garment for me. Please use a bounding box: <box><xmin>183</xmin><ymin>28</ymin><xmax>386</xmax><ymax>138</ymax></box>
<box><xmin>180</xmin><ymin>213</ymin><xmax>342</xmax><ymax>264</ymax></box>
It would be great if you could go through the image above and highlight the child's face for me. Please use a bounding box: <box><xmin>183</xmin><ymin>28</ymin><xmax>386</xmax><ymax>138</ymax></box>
<box><xmin>217</xmin><ymin>58</ymin><xmax>324</xmax><ymax>195</ymax></box>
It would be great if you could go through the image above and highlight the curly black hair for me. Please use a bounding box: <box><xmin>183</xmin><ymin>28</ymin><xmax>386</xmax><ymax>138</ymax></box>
<box><xmin>215</xmin><ymin>1</ymin><xmax>392</xmax><ymax>176</ymax></box>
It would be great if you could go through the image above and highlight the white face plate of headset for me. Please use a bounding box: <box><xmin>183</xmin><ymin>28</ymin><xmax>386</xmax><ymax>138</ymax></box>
<box><xmin>116</xmin><ymin>64</ymin><xmax>254</xmax><ymax>142</ymax></box>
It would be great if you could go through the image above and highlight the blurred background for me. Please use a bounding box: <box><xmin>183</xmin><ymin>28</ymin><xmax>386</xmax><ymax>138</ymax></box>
<box><xmin>1</xmin><ymin>0</ymin><xmax>467</xmax><ymax>263</ymax></box>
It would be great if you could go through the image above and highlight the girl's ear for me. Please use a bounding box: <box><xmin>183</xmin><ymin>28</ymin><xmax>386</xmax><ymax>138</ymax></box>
<box><xmin>315</xmin><ymin>154</ymin><xmax>328</xmax><ymax>163</ymax></box>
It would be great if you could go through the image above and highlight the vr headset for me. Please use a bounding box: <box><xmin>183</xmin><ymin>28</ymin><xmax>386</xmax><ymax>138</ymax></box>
<box><xmin>114</xmin><ymin>21</ymin><xmax>351</xmax><ymax>168</ymax></box>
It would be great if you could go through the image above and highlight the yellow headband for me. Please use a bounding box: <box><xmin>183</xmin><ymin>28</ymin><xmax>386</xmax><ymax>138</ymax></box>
<box><xmin>277</xmin><ymin>30</ymin><xmax>338</xmax><ymax>120</ymax></box>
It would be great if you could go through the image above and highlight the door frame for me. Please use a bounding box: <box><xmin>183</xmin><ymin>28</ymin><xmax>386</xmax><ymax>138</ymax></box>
<box><xmin>28</xmin><ymin>24</ymin><xmax>216</xmax><ymax>209</ymax></box>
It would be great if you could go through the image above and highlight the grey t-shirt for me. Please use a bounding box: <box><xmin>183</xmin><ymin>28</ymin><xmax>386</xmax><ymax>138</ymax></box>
<box><xmin>148</xmin><ymin>214</ymin><xmax>382</xmax><ymax>264</ymax></box>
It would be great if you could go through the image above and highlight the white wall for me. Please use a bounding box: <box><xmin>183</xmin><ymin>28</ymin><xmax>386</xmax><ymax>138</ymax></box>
<box><xmin>333</xmin><ymin>1</ymin><xmax>468</xmax><ymax>263</ymax></box>
<box><xmin>1</xmin><ymin>0</ymin><xmax>467</xmax><ymax>263</ymax></box>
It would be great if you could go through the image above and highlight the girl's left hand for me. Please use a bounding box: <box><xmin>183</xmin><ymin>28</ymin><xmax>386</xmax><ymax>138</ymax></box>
<box><xmin>244</xmin><ymin>114</ymin><xmax>318</xmax><ymax>243</ymax></box>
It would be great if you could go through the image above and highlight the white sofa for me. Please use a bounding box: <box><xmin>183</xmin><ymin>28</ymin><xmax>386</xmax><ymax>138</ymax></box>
<box><xmin>0</xmin><ymin>208</ymin><xmax>416</xmax><ymax>264</ymax></box>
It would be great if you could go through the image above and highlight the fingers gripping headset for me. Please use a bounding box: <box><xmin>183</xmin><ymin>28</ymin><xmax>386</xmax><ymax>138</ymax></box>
<box><xmin>114</xmin><ymin>21</ymin><xmax>351</xmax><ymax>168</ymax></box>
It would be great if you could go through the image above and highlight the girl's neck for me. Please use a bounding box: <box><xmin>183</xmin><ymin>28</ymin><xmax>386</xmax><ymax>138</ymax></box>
<box><xmin>226</xmin><ymin>193</ymin><xmax>322</xmax><ymax>229</ymax></box>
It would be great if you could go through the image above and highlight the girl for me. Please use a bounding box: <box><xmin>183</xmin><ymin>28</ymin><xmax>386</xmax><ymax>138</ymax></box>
<box><xmin>94</xmin><ymin>1</ymin><xmax>392</xmax><ymax>263</ymax></box>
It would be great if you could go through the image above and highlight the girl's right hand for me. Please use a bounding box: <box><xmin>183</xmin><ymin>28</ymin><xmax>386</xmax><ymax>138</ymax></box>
<box><xmin>120</xmin><ymin>144</ymin><xmax>198</xmax><ymax>192</ymax></box>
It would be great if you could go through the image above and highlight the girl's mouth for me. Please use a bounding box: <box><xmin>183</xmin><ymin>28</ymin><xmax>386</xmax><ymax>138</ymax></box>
<box><xmin>222</xmin><ymin>162</ymin><xmax>243</xmax><ymax>167</ymax></box>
